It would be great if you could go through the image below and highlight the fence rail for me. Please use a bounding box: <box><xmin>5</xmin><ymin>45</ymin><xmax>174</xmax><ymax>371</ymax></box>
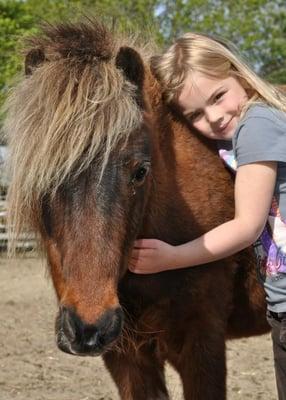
<box><xmin>0</xmin><ymin>200</ymin><xmax>35</xmax><ymax>251</ymax></box>
<box><xmin>0</xmin><ymin>147</ymin><xmax>36</xmax><ymax>251</ymax></box>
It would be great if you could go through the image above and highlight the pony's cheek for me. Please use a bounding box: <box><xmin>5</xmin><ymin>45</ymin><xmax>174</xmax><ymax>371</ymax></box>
<box><xmin>46</xmin><ymin>240</ymin><xmax>66</xmax><ymax>301</ymax></box>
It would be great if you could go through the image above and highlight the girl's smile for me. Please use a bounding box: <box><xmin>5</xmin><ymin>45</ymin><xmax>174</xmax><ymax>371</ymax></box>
<box><xmin>178</xmin><ymin>72</ymin><xmax>249</xmax><ymax>140</ymax></box>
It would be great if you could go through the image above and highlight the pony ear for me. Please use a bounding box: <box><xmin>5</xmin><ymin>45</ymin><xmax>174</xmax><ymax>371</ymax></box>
<box><xmin>115</xmin><ymin>46</ymin><xmax>145</xmax><ymax>107</ymax></box>
<box><xmin>25</xmin><ymin>48</ymin><xmax>46</xmax><ymax>76</ymax></box>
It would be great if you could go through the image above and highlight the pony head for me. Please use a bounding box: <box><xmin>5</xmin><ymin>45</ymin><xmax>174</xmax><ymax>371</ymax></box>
<box><xmin>5</xmin><ymin>19</ymin><xmax>159</xmax><ymax>355</ymax></box>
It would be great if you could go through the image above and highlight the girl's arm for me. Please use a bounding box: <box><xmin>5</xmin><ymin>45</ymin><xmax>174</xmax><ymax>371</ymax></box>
<box><xmin>130</xmin><ymin>161</ymin><xmax>277</xmax><ymax>274</ymax></box>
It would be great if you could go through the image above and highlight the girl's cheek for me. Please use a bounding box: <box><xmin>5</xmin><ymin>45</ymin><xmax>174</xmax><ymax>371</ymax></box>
<box><xmin>194</xmin><ymin>121</ymin><xmax>209</xmax><ymax>137</ymax></box>
<box><xmin>222</xmin><ymin>96</ymin><xmax>232</xmax><ymax>110</ymax></box>
<box><xmin>193</xmin><ymin>121</ymin><xmax>203</xmax><ymax>133</ymax></box>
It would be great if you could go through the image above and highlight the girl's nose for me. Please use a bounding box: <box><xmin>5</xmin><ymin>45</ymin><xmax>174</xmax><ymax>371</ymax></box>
<box><xmin>205</xmin><ymin>107</ymin><xmax>223</xmax><ymax>125</ymax></box>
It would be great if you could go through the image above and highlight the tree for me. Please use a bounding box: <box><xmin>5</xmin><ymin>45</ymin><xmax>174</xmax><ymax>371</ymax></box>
<box><xmin>156</xmin><ymin>0</ymin><xmax>286</xmax><ymax>82</ymax></box>
<box><xmin>1</xmin><ymin>0</ymin><xmax>286</xmax><ymax>121</ymax></box>
<box><xmin>0</xmin><ymin>1</ymin><xmax>35</xmax><ymax>109</ymax></box>
<box><xmin>0</xmin><ymin>0</ymin><xmax>160</xmax><ymax>123</ymax></box>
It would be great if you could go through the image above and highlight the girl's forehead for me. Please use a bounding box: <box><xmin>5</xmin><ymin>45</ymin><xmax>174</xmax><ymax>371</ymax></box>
<box><xmin>178</xmin><ymin>72</ymin><xmax>224</xmax><ymax>109</ymax></box>
<box><xmin>185</xmin><ymin>72</ymin><xmax>224</xmax><ymax>94</ymax></box>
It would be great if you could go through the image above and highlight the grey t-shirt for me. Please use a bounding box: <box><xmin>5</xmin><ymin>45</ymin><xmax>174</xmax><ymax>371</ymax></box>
<box><xmin>232</xmin><ymin>103</ymin><xmax>286</xmax><ymax>312</ymax></box>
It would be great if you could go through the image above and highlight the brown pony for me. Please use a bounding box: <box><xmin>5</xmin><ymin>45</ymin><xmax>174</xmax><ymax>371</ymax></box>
<box><xmin>4</xmin><ymin>19</ymin><xmax>269</xmax><ymax>400</ymax></box>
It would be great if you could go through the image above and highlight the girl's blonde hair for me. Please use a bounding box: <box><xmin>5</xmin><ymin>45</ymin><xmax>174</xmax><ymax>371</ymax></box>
<box><xmin>152</xmin><ymin>32</ymin><xmax>286</xmax><ymax>113</ymax></box>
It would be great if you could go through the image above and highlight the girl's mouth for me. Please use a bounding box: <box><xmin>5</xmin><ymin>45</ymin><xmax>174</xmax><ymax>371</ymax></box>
<box><xmin>216</xmin><ymin>118</ymin><xmax>233</xmax><ymax>135</ymax></box>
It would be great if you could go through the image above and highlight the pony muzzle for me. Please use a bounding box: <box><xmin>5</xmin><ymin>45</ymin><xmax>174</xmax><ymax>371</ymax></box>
<box><xmin>56</xmin><ymin>306</ymin><xmax>124</xmax><ymax>356</ymax></box>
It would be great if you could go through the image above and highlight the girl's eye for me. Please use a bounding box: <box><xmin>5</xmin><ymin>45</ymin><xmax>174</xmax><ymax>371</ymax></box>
<box><xmin>214</xmin><ymin>91</ymin><xmax>226</xmax><ymax>102</ymax></box>
<box><xmin>189</xmin><ymin>111</ymin><xmax>202</xmax><ymax>121</ymax></box>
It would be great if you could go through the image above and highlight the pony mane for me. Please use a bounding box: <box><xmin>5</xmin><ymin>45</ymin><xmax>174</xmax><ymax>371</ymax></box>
<box><xmin>4</xmin><ymin>18</ymin><xmax>153</xmax><ymax>249</ymax></box>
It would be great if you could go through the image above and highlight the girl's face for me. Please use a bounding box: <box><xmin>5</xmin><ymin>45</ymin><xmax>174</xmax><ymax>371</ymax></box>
<box><xmin>178</xmin><ymin>72</ymin><xmax>249</xmax><ymax>140</ymax></box>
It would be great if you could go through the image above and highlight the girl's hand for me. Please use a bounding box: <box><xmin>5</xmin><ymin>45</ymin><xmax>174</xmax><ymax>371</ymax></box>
<box><xmin>129</xmin><ymin>239</ymin><xmax>177</xmax><ymax>274</ymax></box>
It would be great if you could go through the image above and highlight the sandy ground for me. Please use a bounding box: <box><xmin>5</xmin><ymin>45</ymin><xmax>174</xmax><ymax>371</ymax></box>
<box><xmin>0</xmin><ymin>257</ymin><xmax>278</xmax><ymax>400</ymax></box>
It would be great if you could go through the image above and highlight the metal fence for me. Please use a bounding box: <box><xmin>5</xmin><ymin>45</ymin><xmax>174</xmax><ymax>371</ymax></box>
<box><xmin>0</xmin><ymin>147</ymin><xmax>36</xmax><ymax>252</ymax></box>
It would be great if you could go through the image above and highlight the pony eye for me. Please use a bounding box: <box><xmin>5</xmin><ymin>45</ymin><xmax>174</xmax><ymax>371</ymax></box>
<box><xmin>133</xmin><ymin>162</ymin><xmax>150</xmax><ymax>184</ymax></box>
<box><xmin>135</xmin><ymin>167</ymin><xmax>147</xmax><ymax>181</ymax></box>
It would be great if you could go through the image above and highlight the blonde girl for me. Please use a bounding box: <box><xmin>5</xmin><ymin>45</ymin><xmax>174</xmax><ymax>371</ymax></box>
<box><xmin>130</xmin><ymin>33</ymin><xmax>286</xmax><ymax>399</ymax></box>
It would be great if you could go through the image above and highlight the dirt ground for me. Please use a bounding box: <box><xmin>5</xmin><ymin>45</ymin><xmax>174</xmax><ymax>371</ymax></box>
<box><xmin>0</xmin><ymin>257</ymin><xmax>278</xmax><ymax>400</ymax></box>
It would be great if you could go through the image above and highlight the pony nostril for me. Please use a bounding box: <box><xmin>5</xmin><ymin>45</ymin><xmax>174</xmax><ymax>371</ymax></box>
<box><xmin>82</xmin><ymin>325</ymin><xmax>100</xmax><ymax>348</ymax></box>
<box><xmin>61</xmin><ymin>307</ymin><xmax>77</xmax><ymax>342</ymax></box>
<box><xmin>85</xmin><ymin>334</ymin><xmax>98</xmax><ymax>347</ymax></box>
<box><xmin>56</xmin><ymin>306</ymin><xmax>123</xmax><ymax>355</ymax></box>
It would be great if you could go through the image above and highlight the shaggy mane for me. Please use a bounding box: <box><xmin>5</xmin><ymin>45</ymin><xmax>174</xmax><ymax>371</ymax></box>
<box><xmin>4</xmin><ymin>18</ymin><xmax>153</xmax><ymax>250</ymax></box>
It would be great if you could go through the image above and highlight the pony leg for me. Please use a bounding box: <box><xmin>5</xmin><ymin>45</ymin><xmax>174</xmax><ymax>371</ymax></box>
<box><xmin>171</xmin><ymin>323</ymin><xmax>226</xmax><ymax>400</ymax></box>
<box><xmin>103</xmin><ymin>344</ymin><xmax>170</xmax><ymax>400</ymax></box>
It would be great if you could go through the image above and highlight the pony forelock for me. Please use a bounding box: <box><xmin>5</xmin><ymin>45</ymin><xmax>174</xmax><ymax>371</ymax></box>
<box><xmin>4</xmin><ymin>19</ymin><xmax>147</xmax><ymax>251</ymax></box>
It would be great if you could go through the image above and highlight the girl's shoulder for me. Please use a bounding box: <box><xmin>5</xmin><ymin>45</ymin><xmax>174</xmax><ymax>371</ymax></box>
<box><xmin>241</xmin><ymin>103</ymin><xmax>286</xmax><ymax>127</ymax></box>
<box><xmin>233</xmin><ymin>103</ymin><xmax>286</xmax><ymax>166</ymax></box>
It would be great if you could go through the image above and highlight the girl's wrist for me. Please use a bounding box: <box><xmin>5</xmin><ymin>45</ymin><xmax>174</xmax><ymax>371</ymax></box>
<box><xmin>167</xmin><ymin>245</ymin><xmax>186</xmax><ymax>270</ymax></box>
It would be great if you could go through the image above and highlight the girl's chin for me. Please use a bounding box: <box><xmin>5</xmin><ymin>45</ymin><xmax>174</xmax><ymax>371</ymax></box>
<box><xmin>219</xmin><ymin>124</ymin><xmax>236</xmax><ymax>139</ymax></box>
<box><xmin>211</xmin><ymin>130</ymin><xmax>234</xmax><ymax>140</ymax></box>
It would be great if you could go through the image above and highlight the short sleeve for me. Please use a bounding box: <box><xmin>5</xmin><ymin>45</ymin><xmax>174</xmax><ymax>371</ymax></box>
<box><xmin>233</xmin><ymin>109</ymin><xmax>286</xmax><ymax>167</ymax></box>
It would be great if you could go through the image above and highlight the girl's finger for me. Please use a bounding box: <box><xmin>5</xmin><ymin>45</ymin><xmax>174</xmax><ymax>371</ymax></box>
<box><xmin>131</xmin><ymin>250</ymin><xmax>140</xmax><ymax>258</ymax></box>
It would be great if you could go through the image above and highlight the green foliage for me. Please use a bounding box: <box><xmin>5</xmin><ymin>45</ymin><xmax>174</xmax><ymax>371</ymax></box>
<box><xmin>156</xmin><ymin>0</ymin><xmax>286</xmax><ymax>83</ymax></box>
<box><xmin>0</xmin><ymin>1</ymin><xmax>34</xmax><ymax>108</ymax></box>
<box><xmin>0</xmin><ymin>0</ymin><xmax>160</xmax><ymax>124</ymax></box>
<box><xmin>1</xmin><ymin>0</ymin><xmax>286</xmax><ymax>124</ymax></box>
